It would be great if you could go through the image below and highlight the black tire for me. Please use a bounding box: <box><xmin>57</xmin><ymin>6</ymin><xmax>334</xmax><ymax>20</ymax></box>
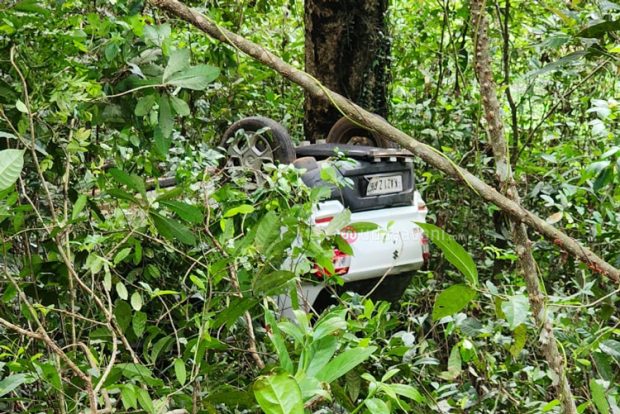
<box><xmin>220</xmin><ymin>116</ymin><xmax>296</xmax><ymax>167</ymax></box>
<box><xmin>326</xmin><ymin>116</ymin><xmax>396</xmax><ymax>148</ymax></box>
<box><xmin>312</xmin><ymin>273</ymin><xmax>413</xmax><ymax>314</ymax></box>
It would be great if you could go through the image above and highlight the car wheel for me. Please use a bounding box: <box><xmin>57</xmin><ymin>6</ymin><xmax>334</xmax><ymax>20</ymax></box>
<box><xmin>326</xmin><ymin>115</ymin><xmax>396</xmax><ymax>148</ymax></box>
<box><xmin>220</xmin><ymin>116</ymin><xmax>296</xmax><ymax>170</ymax></box>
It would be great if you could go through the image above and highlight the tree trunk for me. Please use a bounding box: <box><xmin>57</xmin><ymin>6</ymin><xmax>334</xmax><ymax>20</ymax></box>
<box><xmin>470</xmin><ymin>1</ymin><xmax>577</xmax><ymax>412</ymax></box>
<box><xmin>304</xmin><ymin>0</ymin><xmax>390</xmax><ymax>142</ymax></box>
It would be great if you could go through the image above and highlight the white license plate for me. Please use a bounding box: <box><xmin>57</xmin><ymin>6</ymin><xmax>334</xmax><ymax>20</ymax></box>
<box><xmin>366</xmin><ymin>175</ymin><xmax>403</xmax><ymax>196</ymax></box>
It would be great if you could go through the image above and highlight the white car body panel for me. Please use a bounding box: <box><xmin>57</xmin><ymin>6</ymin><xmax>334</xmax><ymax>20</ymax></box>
<box><xmin>278</xmin><ymin>190</ymin><xmax>428</xmax><ymax>317</ymax></box>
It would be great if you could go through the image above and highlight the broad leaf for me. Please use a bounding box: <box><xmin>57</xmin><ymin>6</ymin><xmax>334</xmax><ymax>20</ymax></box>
<box><xmin>163</xmin><ymin>49</ymin><xmax>190</xmax><ymax>82</ymax></box>
<box><xmin>415</xmin><ymin>222</ymin><xmax>478</xmax><ymax>286</ymax></box>
<box><xmin>365</xmin><ymin>398</ymin><xmax>390</xmax><ymax>414</ymax></box>
<box><xmin>134</xmin><ymin>94</ymin><xmax>157</xmax><ymax>116</ymax></box>
<box><xmin>347</xmin><ymin>221</ymin><xmax>379</xmax><ymax>232</ymax></box>
<box><xmin>160</xmin><ymin>200</ymin><xmax>204</xmax><ymax>224</ymax></box>
<box><xmin>174</xmin><ymin>358</ymin><xmax>187</xmax><ymax>386</ymax></box>
<box><xmin>252</xmin><ymin>270</ymin><xmax>296</xmax><ymax>295</ymax></box>
<box><xmin>315</xmin><ymin>346</ymin><xmax>377</xmax><ymax>383</ymax></box>
<box><xmin>109</xmin><ymin>168</ymin><xmax>146</xmax><ymax>199</ymax></box>
<box><xmin>223</xmin><ymin>204</ymin><xmax>255</xmax><ymax>218</ymax></box>
<box><xmin>150</xmin><ymin>212</ymin><xmax>196</xmax><ymax>245</ymax></box>
<box><xmin>166</xmin><ymin>65</ymin><xmax>220</xmax><ymax>90</ymax></box>
<box><xmin>158</xmin><ymin>94</ymin><xmax>174</xmax><ymax>138</ymax></box>
<box><xmin>0</xmin><ymin>149</ymin><xmax>25</xmax><ymax>191</ymax></box>
<box><xmin>169</xmin><ymin>95</ymin><xmax>190</xmax><ymax>116</ymax></box>
<box><xmin>255</xmin><ymin>211</ymin><xmax>281</xmax><ymax>253</ymax></box>
<box><xmin>509</xmin><ymin>324</ymin><xmax>527</xmax><ymax>357</ymax></box>
<box><xmin>0</xmin><ymin>374</ymin><xmax>30</xmax><ymax>397</ymax></box>
<box><xmin>130</xmin><ymin>292</ymin><xmax>143</xmax><ymax>311</ymax></box>
<box><xmin>501</xmin><ymin>295</ymin><xmax>530</xmax><ymax>330</ymax></box>
<box><xmin>432</xmin><ymin>284</ymin><xmax>477</xmax><ymax>320</ymax></box>
<box><xmin>253</xmin><ymin>372</ymin><xmax>304</xmax><ymax>414</ymax></box>
<box><xmin>599</xmin><ymin>340</ymin><xmax>620</xmax><ymax>360</ymax></box>
<box><xmin>132</xmin><ymin>311</ymin><xmax>147</xmax><ymax>337</ymax></box>
<box><xmin>590</xmin><ymin>379</ymin><xmax>610</xmax><ymax>414</ymax></box>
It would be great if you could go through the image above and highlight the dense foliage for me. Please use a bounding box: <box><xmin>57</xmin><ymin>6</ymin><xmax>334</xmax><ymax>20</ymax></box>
<box><xmin>0</xmin><ymin>0</ymin><xmax>619</xmax><ymax>413</ymax></box>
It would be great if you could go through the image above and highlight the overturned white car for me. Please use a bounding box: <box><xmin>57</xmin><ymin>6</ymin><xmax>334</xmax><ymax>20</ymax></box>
<box><xmin>220</xmin><ymin>117</ymin><xmax>429</xmax><ymax>315</ymax></box>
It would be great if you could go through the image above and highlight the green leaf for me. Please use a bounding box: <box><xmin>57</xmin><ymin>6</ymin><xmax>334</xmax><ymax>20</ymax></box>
<box><xmin>432</xmin><ymin>284</ymin><xmax>477</xmax><ymax>320</ymax></box>
<box><xmin>0</xmin><ymin>149</ymin><xmax>25</xmax><ymax>191</ymax></box>
<box><xmin>255</xmin><ymin>211</ymin><xmax>281</xmax><ymax>253</ymax></box>
<box><xmin>325</xmin><ymin>209</ymin><xmax>351</xmax><ymax>235</ymax></box>
<box><xmin>509</xmin><ymin>324</ymin><xmax>527</xmax><ymax>357</ymax></box>
<box><xmin>136</xmin><ymin>387</ymin><xmax>155</xmax><ymax>414</ymax></box>
<box><xmin>333</xmin><ymin>234</ymin><xmax>354</xmax><ymax>256</ymax></box>
<box><xmin>14</xmin><ymin>0</ymin><xmax>50</xmax><ymax>16</ymax></box>
<box><xmin>316</xmin><ymin>346</ymin><xmax>376</xmax><ymax>383</ymax></box>
<box><xmin>253</xmin><ymin>372</ymin><xmax>304</xmax><ymax>414</ymax></box>
<box><xmin>589</xmin><ymin>379</ymin><xmax>610</xmax><ymax>414</ymax></box>
<box><xmin>114</xmin><ymin>248</ymin><xmax>132</xmax><ymax>265</ymax></box>
<box><xmin>347</xmin><ymin>221</ymin><xmax>379</xmax><ymax>232</ymax></box>
<box><xmin>578</xmin><ymin>19</ymin><xmax>620</xmax><ymax>38</ymax></box>
<box><xmin>15</xmin><ymin>99</ymin><xmax>28</xmax><ymax>113</ymax></box>
<box><xmin>0</xmin><ymin>374</ymin><xmax>29</xmax><ymax>397</ymax></box>
<box><xmin>114</xmin><ymin>300</ymin><xmax>132</xmax><ymax>332</ymax></box>
<box><xmin>134</xmin><ymin>95</ymin><xmax>157</xmax><ymax>116</ymax></box>
<box><xmin>116</xmin><ymin>282</ymin><xmax>128</xmax><ymax>300</ymax></box>
<box><xmin>109</xmin><ymin>168</ymin><xmax>146</xmax><ymax>199</ymax></box>
<box><xmin>72</xmin><ymin>194</ymin><xmax>88</xmax><ymax>220</ymax></box>
<box><xmin>166</xmin><ymin>65</ymin><xmax>220</xmax><ymax>90</ymax></box>
<box><xmin>265</xmin><ymin>310</ymin><xmax>293</xmax><ymax>374</ymax></box>
<box><xmin>143</xmin><ymin>24</ymin><xmax>170</xmax><ymax>47</ymax></box>
<box><xmin>130</xmin><ymin>292</ymin><xmax>143</xmax><ymax>311</ymax></box>
<box><xmin>223</xmin><ymin>204</ymin><xmax>255</xmax><ymax>218</ymax></box>
<box><xmin>447</xmin><ymin>345</ymin><xmax>462</xmax><ymax>377</ymax></box>
<box><xmin>174</xmin><ymin>358</ymin><xmax>187</xmax><ymax>385</ymax></box>
<box><xmin>389</xmin><ymin>384</ymin><xmax>424</xmax><ymax>403</ymax></box>
<box><xmin>150</xmin><ymin>212</ymin><xmax>196</xmax><ymax>245</ymax></box>
<box><xmin>159</xmin><ymin>200</ymin><xmax>203</xmax><ymax>224</ymax></box>
<box><xmin>599</xmin><ymin>339</ymin><xmax>620</xmax><ymax>360</ymax></box>
<box><xmin>169</xmin><ymin>95</ymin><xmax>190</xmax><ymax>116</ymax></box>
<box><xmin>501</xmin><ymin>295</ymin><xmax>530</xmax><ymax>330</ymax></box>
<box><xmin>415</xmin><ymin>222</ymin><xmax>478</xmax><ymax>286</ymax></box>
<box><xmin>312</xmin><ymin>309</ymin><xmax>347</xmax><ymax>341</ymax></box>
<box><xmin>252</xmin><ymin>270</ymin><xmax>296</xmax><ymax>295</ymax></box>
<box><xmin>132</xmin><ymin>311</ymin><xmax>147</xmax><ymax>337</ymax></box>
<box><xmin>305</xmin><ymin>336</ymin><xmax>339</xmax><ymax>378</ymax></box>
<box><xmin>365</xmin><ymin>398</ymin><xmax>390</xmax><ymax>414</ymax></box>
<box><xmin>120</xmin><ymin>384</ymin><xmax>138</xmax><ymax>409</ymax></box>
<box><xmin>158</xmin><ymin>94</ymin><xmax>173</xmax><ymax>139</ymax></box>
<box><xmin>163</xmin><ymin>49</ymin><xmax>190</xmax><ymax>83</ymax></box>
<box><xmin>154</xmin><ymin>127</ymin><xmax>171</xmax><ymax>157</ymax></box>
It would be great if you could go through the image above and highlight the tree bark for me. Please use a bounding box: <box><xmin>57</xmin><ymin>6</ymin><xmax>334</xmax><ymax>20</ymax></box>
<box><xmin>147</xmin><ymin>0</ymin><xmax>620</xmax><ymax>284</ymax></box>
<box><xmin>304</xmin><ymin>0</ymin><xmax>390</xmax><ymax>142</ymax></box>
<box><xmin>470</xmin><ymin>1</ymin><xmax>577</xmax><ymax>412</ymax></box>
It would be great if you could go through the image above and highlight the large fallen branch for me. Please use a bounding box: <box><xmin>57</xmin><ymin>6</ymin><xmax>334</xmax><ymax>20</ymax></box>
<box><xmin>471</xmin><ymin>1</ymin><xmax>577</xmax><ymax>411</ymax></box>
<box><xmin>148</xmin><ymin>0</ymin><xmax>620</xmax><ymax>283</ymax></box>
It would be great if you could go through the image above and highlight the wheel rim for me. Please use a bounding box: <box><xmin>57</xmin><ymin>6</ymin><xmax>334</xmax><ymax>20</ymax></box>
<box><xmin>225</xmin><ymin>130</ymin><xmax>275</xmax><ymax>182</ymax></box>
<box><xmin>227</xmin><ymin>130</ymin><xmax>275</xmax><ymax>168</ymax></box>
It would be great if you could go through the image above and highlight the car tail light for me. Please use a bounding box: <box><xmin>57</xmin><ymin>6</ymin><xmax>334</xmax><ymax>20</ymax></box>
<box><xmin>421</xmin><ymin>234</ymin><xmax>430</xmax><ymax>267</ymax></box>
<box><xmin>314</xmin><ymin>249</ymin><xmax>351</xmax><ymax>278</ymax></box>
<box><xmin>314</xmin><ymin>216</ymin><xmax>333</xmax><ymax>224</ymax></box>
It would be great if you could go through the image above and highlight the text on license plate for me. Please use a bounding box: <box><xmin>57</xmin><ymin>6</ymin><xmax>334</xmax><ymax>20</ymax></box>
<box><xmin>366</xmin><ymin>175</ymin><xmax>403</xmax><ymax>196</ymax></box>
